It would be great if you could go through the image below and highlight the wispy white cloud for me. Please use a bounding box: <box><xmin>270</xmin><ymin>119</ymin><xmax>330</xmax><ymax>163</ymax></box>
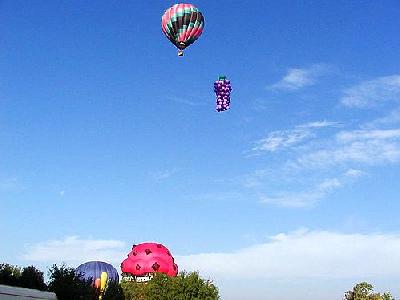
<box><xmin>267</xmin><ymin>64</ymin><xmax>330</xmax><ymax>91</ymax></box>
<box><xmin>304</xmin><ymin>121</ymin><xmax>339</xmax><ymax>128</ymax></box>
<box><xmin>248</xmin><ymin>119</ymin><xmax>400</xmax><ymax>207</ymax></box>
<box><xmin>363</xmin><ymin>108</ymin><xmax>400</xmax><ymax>128</ymax></box>
<box><xmin>336</xmin><ymin>129</ymin><xmax>400</xmax><ymax>142</ymax></box>
<box><xmin>165</xmin><ymin>95</ymin><xmax>204</xmax><ymax>106</ymax></box>
<box><xmin>344</xmin><ymin>169</ymin><xmax>365</xmax><ymax>178</ymax></box>
<box><xmin>186</xmin><ymin>191</ymin><xmax>242</xmax><ymax>203</ymax></box>
<box><xmin>341</xmin><ymin>75</ymin><xmax>400</xmax><ymax>108</ymax></box>
<box><xmin>294</xmin><ymin>128</ymin><xmax>400</xmax><ymax>169</ymax></box>
<box><xmin>150</xmin><ymin>168</ymin><xmax>179</xmax><ymax>180</ymax></box>
<box><xmin>253</xmin><ymin>129</ymin><xmax>310</xmax><ymax>153</ymax></box>
<box><xmin>256</xmin><ymin>168</ymin><xmax>367</xmax><ymax>208</ymax></box>
<box><xmin>259</xmin><ymin>178</ymin><xmax>341</xmax><ymax>208</ymax></box>
<box><xmin>251</xmin><ymin>121</ymin><xmax>338</xmax><ymax>153</ymax></box>
<box><xmin>177</xmin><ymin>229</ymin><xmax>400</xmax><ymax>280</ymax></box>
<box><xmin>252</xmin><ymin>97</ymin><xmax>270</xmax><ymax>110</ymax></box>
<box><xmin>241</xmin><ymin>169</ymin><xmax>270</xmax><ymax>188</ymax></box>
<box><xmin>21</xmin><ymin>236</ymin><xmax>126</xmax><ymax>267</ymax></box>
<box><xmin>250</xmin><ymin>74</ymin><xmax>400</xmax><ymax>209</ymax></box>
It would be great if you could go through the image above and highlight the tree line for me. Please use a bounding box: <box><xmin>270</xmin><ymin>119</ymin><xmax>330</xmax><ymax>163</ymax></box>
<box><xmin>0</xmin><ymin>263</ymin><xmax>218</xmax><ymax>299</ymax></box>
<box><xmin>0</xmin><ymin>262</ymin><xmax>396</xmax><ymax>299</ymax></box>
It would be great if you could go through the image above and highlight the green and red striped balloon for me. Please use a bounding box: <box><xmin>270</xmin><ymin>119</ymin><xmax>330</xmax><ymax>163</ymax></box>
<box><xmin>161</xmin><ymin>3</ymin><xmax>205</xmax><ymax>56</ymax></box>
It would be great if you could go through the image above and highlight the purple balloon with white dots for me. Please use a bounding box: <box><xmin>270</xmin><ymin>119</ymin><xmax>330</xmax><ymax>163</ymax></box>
<box><xmin>214</xmin><ymin>76</ymin><xmax>232</xmax><ymax>112</ymax></box>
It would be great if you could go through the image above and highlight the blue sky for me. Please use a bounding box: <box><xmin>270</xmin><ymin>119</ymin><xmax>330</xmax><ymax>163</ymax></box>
<box><xmin>1</xmin><ymin>1</ymin><xmax>400</xmax><ymax>299</ymax></box>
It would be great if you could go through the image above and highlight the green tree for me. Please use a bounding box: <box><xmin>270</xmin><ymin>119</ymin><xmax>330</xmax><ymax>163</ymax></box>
<box><xmin>47</xmin><ymin>264</ymin><xmax>98</xmax><ymax>300</ymax></box>
<box><xmin>0</xmin><ymin>263</ymin><xmax>21</xmax><ymax>286</ymax></box>
<box><xmin>19</xmin><ymin>265</ymin><xmax>47</xmax><ymax>291</ymax></box>
<box><xmin>121</xmin><ymin>271</ymin><xmax>219</xmax><ymax>300</ymax></box>
<box><xmin>103</xmin><ymin>280</ymin><xmax>125</xmax><ymax>300</ymax></box>
<box><xmin>172</xmin><ymin>271</ymin><xmax>219</xmax><ymax>300</ymax></box>
<box><xmin>120</xmin><ymin>280</ymin><xmax>146</xmax><ymax>300</ymax></box>
<box><xmin>144</xmin><ymin>273</ymin><xmax>175</xmax><ymax>299</ymax></box>
<box><xmin>344</xmin><ymin>282</ymin><xmax>395</xmax><ymax>300</ymax></box>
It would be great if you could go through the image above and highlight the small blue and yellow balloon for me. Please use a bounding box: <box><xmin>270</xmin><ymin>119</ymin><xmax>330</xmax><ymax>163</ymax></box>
<box><xmin>76</xmin><ymin>261</ymin><xmax>118</xmax><ymax>299</ymax></box>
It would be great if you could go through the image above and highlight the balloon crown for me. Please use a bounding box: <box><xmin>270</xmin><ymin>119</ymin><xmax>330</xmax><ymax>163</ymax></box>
<box><xmin>218</xmin><ymin>75</ymin><xmax>226</xmax><ymax>80</ymax></box>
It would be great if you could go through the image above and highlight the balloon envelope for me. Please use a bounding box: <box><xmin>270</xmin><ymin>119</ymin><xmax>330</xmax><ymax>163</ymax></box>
<box><xmin>76</xmin><ymin>261</ymin><xmax>119</xmax><ymax>283</ymax></box>
<box><xmin>94</xmin><ymin>278</ymin><xmax>101</xmax><ymax>289</ymax></box>
<box><xmin>100</xmin><ymin>272</ymin><xmax>108</xmax><ymax>290</ymax></box>
<box><xmin>121</xmin><ymin>242</ymin><xmax>178</xmax><ymax>277</ymax></box>
<box><xmin>214</xmin><ymin>76</ymin><xmax>232</xmax><ymax>112</ymax></box>
<box><xmin>161</xmin><ymin>3</ymin><xmax>204</xmax><ymax>55</ymax></box>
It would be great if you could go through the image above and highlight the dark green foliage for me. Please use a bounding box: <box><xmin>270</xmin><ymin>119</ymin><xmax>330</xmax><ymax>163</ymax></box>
<box><xmin>121</xmin><ymin>271</ymin><xmax>219</xmax><ymax>300</ymax></box>
<box><xmin>144</xmin><ymin>273</ymin><xmax>175</xmax><ymax>299</ymax></box>
<box><xmin>175</xmin><ymin>271</ymin><xmax>219</xmax><ymax>300</ymax></box>
<box><xmin>0</xmin><ymin>263</ymin><xmax>219</xmax><ymax>299</ymax></box>
<box><xmin>0</xmin><ymin>263</ymin><xmax>21</xmax><ymax>286</ymax></box>
<box><xmin>0</xmin><ymin>264</ymin><xmax>46</xmax><ymax>291</ymax></box>
<box><xmin>47</xmin><ymin>264</ymin><xmax>98</xmax><ymax>300</ymax></box>
<box><xmin>103</xmin><ymin>280</ymin><xmax>125</xmax><ymax>300</ymax></box>
<box><xmin>19</xmin><ymin>265</ymin><xmax>47</xmax><ymax>291</ymax></box>
<box><xmin>120</xmin><ymin>280</ymin><xmax>146</xmax><ymax>300</ymax></box>
<box><xmin>344</xmin><ymin>282</ymin><xmax>395</xmax><ymax>300</ymax></box>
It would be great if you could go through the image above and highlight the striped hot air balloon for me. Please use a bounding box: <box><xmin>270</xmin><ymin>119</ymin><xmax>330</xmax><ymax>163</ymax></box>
<box><xmin>161</xmin><ymin>3</ymin><xmax>205</xmax><ymax>56</ymax></box>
